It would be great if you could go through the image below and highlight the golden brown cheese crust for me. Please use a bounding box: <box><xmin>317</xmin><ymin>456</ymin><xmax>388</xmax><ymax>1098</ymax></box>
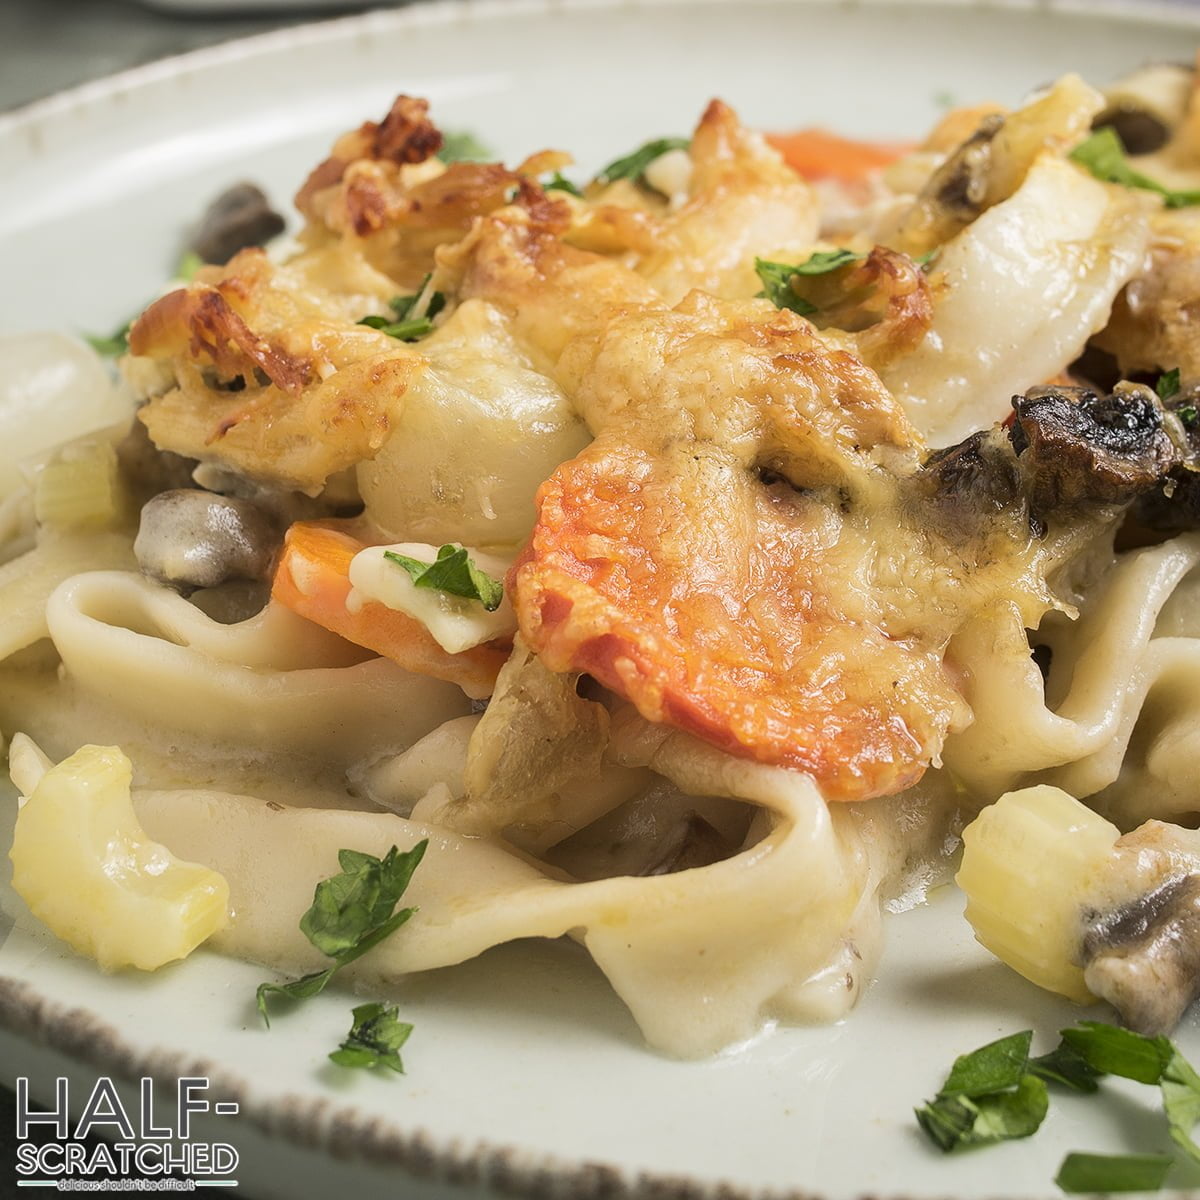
<box><xmin>120</xmin><ymin>92</ymin><xmax>1102</xmax><ymax>800</ymax></box>
<box><xmin>513</xmin><ymin>436</ymin><xmax>956</xmax><ymax>800</ymax></box>
<box><xmin>294</xmin><ymin>94</ymin><xmax>445</xmax><ymax>218</ymax></box>
<box><xmin>129</xmin><ymin>250</ymin><xmax>427</xmax><ymax>493</ymax></box>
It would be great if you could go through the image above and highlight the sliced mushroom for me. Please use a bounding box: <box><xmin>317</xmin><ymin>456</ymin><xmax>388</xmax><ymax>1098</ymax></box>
<box><xmin>1132</xmin><ymin>379</ymin><xmax>1200</xmax><ymax>532</ymax></box>
<box><xmin>1009</xmin><ymin>382</ymin><xmax>1179</xmax><ymax>514</ymax></box>
<box><xmin>930</xmin><ymin>115</ymin><xmax>1003</xmax><ymax>220</ymax></box>
<box><xmin>890</xmin><ymin>114</ymin><xmax>1004</xmax><ymax>254</ymax></box>
<box><xmin>133</xmin><ymin>489</ymin><xmax>280</xmax><ymax>591</ymax></box>
<box><xmin>1082</xmin><ymin>874</ymin><xmax>1200</xmax><ymax>1036</ymax></box>
<box><xmin>1070</xmin><ymin>819</ymin><xmax>1200</xmax><ymax>1036</ymax></box>
<box><xmin>907</xmin><ymin>381</ymin><xmax>1190</xmax><ymax>547</ymax></box>
<box><xmin>1095</xmin><ymin>62</ymin><xmax>1195</xmax><ymax>156</ymax></box>
<box><xmin>189</xmin><ymin>183</ymin><xmax>286</xmax><ymax>266</ymax></box>
<box><xmin>916</xmin><ymin>427</ymin><xmax>1022</xmax><ymax>513</ymax></box>
<box><xmin>187</xmin><ymin>579</ymin><xmax>272</xmax><ymax>625</ymax></box>
<box><xmin>1096</xmin><ymin>108</ymin><xmax>1172</xmax><ymax>157</ymax></box>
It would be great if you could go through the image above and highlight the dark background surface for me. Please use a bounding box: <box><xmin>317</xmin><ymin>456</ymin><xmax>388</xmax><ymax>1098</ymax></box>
<box><xmin>0</xmin><ymin>0</ymin><xmax>418</xmax><ymax>113</ymax></box>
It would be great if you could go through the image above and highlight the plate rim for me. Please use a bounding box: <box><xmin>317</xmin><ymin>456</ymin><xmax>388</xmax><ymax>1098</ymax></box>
<box><xmin>3</xmin><ymin>0</ymin><xmax>1199</xmax><ymax>1196</ymax></box>
<box><xmin>0</xmin><ymin>974</ymin><xmax>1053</xmax><ymax>1200</ymax></box>
<box><xmin>3</xmin><ymin>0</ymin><xmax>1200</xmax><ymax>137</ymax></box>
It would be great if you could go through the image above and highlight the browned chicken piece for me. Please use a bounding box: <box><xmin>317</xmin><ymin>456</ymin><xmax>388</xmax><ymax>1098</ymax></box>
<box><xmin>1093</xmin><ymin>224</ymin><xmax>1200</xmax><ymax>380</ymax></box>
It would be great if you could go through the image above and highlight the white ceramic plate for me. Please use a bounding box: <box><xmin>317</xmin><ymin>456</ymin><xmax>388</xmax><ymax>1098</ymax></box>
<box><xmin>4</xmin><ymin>3</ymin><xmax>1200</xmax><ymax>1197</ymax></box>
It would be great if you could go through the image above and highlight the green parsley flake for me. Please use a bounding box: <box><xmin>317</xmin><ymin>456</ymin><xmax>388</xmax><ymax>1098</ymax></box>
<box><xmin>358</xmin><ymin>314</ymin><xmax>435</xmax><ymax>342</ymax></box>
<box><xmin>754</xmin><ymin>250</ymin><xmax>868</xmax><ymax>317</ymax></box>
<box><xmin>1161</xmin><ymin>1049</ymin><xmax>1200</xmax><ymax>1165</ymax></box>
<box><xmin>919</xmin><ymin>1022</ymin><xmax>1200</xmax><ymax>1191</ymax></box>
<box><xmin>177</xmin><ymin>250</ymin><xmax>205</xmax><ymax>282</ymax></box>
<box><xmin>1055</xmin><ymin>1152</ymin><xmax>1173</xmax><ymax>1194</ymax></box>
<box><xmin>438</xmin><ymin>130</ymin><xmax>492</xmax><ymax>164</ymax></box>
<box><xmin>85</xmin><ymin>323</ymin><xmax>132</xmax><ymax>358</ymax></box>
<box><xmin>916</xmin><ymin>1075</ymin><xmax>1048</xmax><ymax>1152</ymax></box>
<box><xmin>545</xmin><ymin>171</ymin><xmax>583</xmax><ymax>197</ymax></box>
<box><xmin>1157</xmin><ymin>368</ymin><xmax>1182</xmax><ymax>402</ymax></box>
<box><xmin>256</xmin><ymin>840</ymin><xmax>427</xmax><ymax>1024</ymax></box>
<box><xmin>939</xmin><ymin>1031</ymin><xmax>1034</xmax><ymax>1098</ymax></box>
<box><xmin>915</xmin><ymin>1029</ymin><xmax>1048</xmax><ymax>1152</ymax></box>
<box><xmin>1071</xmin><ymin>128</ymin><xmax>1200</xmax><ymax>209</ymax></box>
<box><xmin>1028</xmin><ymin>1043</ymin><xmax>1103</xmax><ymax>1094</ymax></box>
<box><xmin>756</xmin><ymin>246</ymin><xmax>938</xmax><ymax>320</ymax></box>
<box><xmin>596</xmin><ymin>137</ymin><xmax>690</xmax><ymax>186</ymax></box>
<box><xmin>329</xmin><ymin>1002</ymin><xmax>413</xmax><ymax>1073</ymax></box>
<box><xmin>384</xmin><ymin>544</ymin><xmax>505</xmax><ymax>612</ymax></box>
<box><xmin>358</xmin><ymin>277</ymin><xmax>446</xmax><ymax>342</ymax></box>
<box><xmin>1059</xmin><ymin>1021</ymin><xmax>1174</xmax><ymax>1085</ymax></box>
<box><xmin>388</xmin><ymin>274</ymin><xmax>446</xmax><ymax>322</ymax></box>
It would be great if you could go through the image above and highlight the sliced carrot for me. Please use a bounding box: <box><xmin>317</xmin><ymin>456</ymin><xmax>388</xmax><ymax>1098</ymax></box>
<box><xmin>766</xmin><ymin>128</ymin><xmax>911</xmax><ymax>183</ymax></box>
<box><xmin>272</xmin><ymin>521</ymin><xmax>508</xmax><ymax>698</ymax></box>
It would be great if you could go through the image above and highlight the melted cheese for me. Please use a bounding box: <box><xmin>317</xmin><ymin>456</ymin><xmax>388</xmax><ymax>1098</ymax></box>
<box><xmin>348</xmin><ymin>541</ymin><xmax>516</xmax><ymax>654</ymax></box>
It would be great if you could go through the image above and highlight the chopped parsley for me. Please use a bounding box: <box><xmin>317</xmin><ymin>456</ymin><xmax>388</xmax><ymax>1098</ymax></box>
<box><xmin>358</xmin><ymin>275</ymin><xmax>446</xmax><ymax>342</ymax></box>
<box><xmin>1058</xmin><ymin>1021</ymin><xmax>1174</xmax><ymax>1085</ymax></box>
<box><xmin>1055</xmin><ymin>1153</ymin><xmax>1174</xmax><ymax>1194</ymax></box>
<box><xmin>1071</xmin><ymin>128</ymin><xmax>1200</xmax><ymax>208</ymax></box>
<box><xmin>385</xmin><ymin>544</ymin><xmax>505</xmax><ymax>612</ymax></box>
<box><xmin>1157</xmin><ymin>368</ymin><xmax>1181</xmax><ymax>402</ymax></box>
<box><xmin>85</xmin><ymin>323</ymin><xmax>132</xmax><ymax>358</ymax></box>
<box><xmin>754</xmin><ymin>250</ymin><xmax>866</xmax><ymax>318</ymax></box>
<box><xmin>938</xmin><ymin>1030</ymin><xmax>1034</xmax><ymax>1097</ymax></box>
<box><xmin>918</xmin><ymin>1021</ymin><xmax>1200</xmax><ymax>1192</ymax></box>
<box><xmin>545</xmin><ymin>171</ymin><xmax>583</xmax><ymax>197</ymax></box>
<box><xmin>1161</xmin><ymin>1048</ymin><xmax>1200</xmax><ymax>1164</ymax></box>
<box><xmin>1053</xmin><ymin>1023</ymin><xmax>1200</xmax><ymax>1169</ymax></box>
<box><xmin>916</xmin><ymin>1031</ymin><xmax>1048</xmax><ymax>1152</ymax></box>
<box><xmin>177</xmin><ymin>250</ymin><xmax>204</xmax><ymax>282</ymax></box>
<box><xmin>1028</xmin><ymin>1042</ymin><xmax>1103</xmax><ymax>1094</ymax></box>
<box><xmin>438</xmin><ymin>130</ymin><xmax>492</xmax><ymax>164</ymax></box>
<box><xmin>359</xmin><ymin>314</ymin><xmax>436</xmax><ymax>341</ymax></box>
<box><xmin>596</xmin><ymin>137</ymin><xmax>690</xmax><ymax>186</ymax></box>
<box><xmin>256</xmin><ymin>840</ymin><xmax>427</xmax><ymax>1024</ymax></box>
<box><xmin>756</xmin><ymin>246</ymin><xmax>937</xmax><ymax>321</ymax></box>
<box><xmin>329</xmin><ymin>1002</ymin><xmax>413</xmax><ymax>1074</ymax></box>
<box><xmin>1154</xmin><ymin>369</ymin><xmax>1198</xmax><ymax>428</ymax></box>
<box><xmin>916</xmin><ymin>1075</ymin><xmax>1048</xmax><ymax>1152</ymax></box>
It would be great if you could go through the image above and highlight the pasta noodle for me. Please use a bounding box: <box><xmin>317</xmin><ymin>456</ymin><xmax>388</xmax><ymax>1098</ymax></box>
<box><xmin>6</xmin><ymin>69</ymin><xmax>1200</xmax><ymax>1058</ymax></box>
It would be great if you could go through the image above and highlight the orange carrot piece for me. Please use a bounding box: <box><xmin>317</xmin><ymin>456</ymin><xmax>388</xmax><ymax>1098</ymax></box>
<box><xmin>766</xmin><ymin>128</ymin><xmax>911</xmax><ymax>182</ymax></box>
<box><xmin>272</xmin><ymin>521</ymin><xmax>507</xmax><ymax>697</ymax></box>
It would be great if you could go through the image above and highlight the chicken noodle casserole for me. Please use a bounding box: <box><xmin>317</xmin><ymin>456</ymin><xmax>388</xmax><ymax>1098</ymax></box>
<box><xmin>5</xmin><ymin>69</ymin><xmax>1200</xmax><ymax>1057</ymax></box>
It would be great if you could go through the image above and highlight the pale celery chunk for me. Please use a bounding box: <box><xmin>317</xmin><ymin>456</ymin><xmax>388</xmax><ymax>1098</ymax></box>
<box><xmin>33</xmin><ymin>440</ymin><xmax>125</xmax><ymax>530</ymax></box>
<box><xmin>957</xmin><ymin>785</ymin><xmax>1120</xmax><ymax>1004</ymax></box>
<box><xmin>9</xmin><ymin>744</ymin><xmax>229</xmax><ymax>970</ymax></box>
